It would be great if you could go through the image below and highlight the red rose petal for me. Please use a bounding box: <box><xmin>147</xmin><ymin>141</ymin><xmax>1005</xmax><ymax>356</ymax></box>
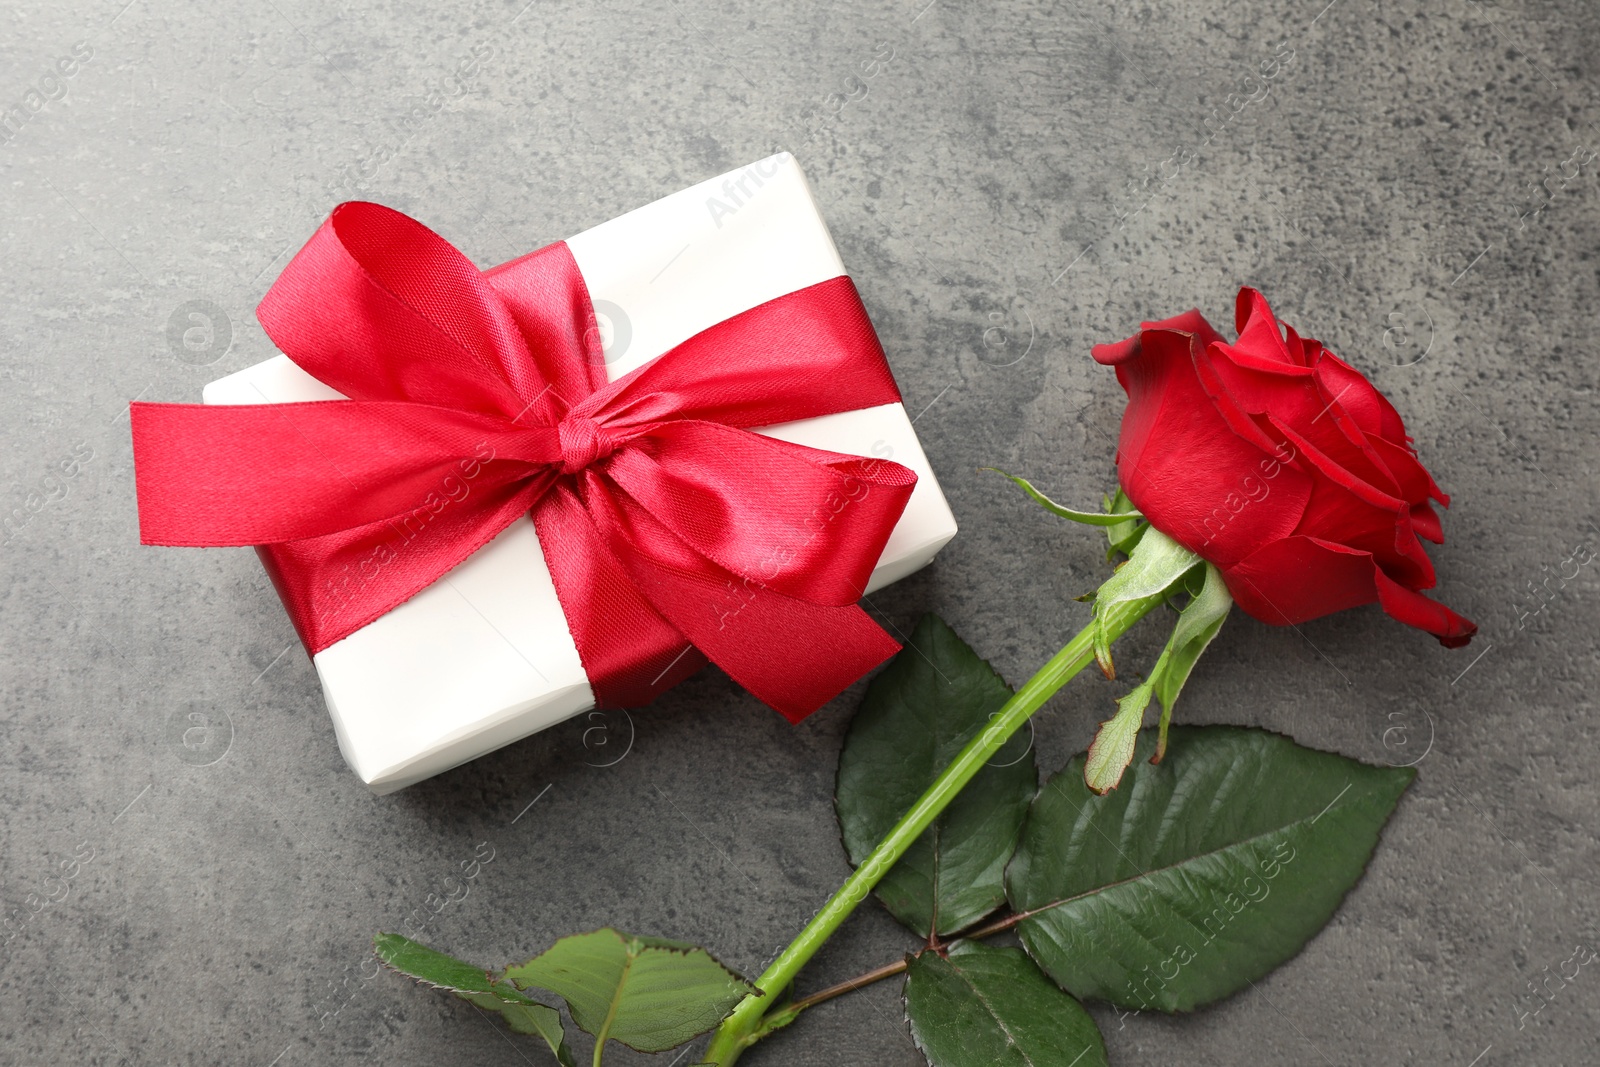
<box><xmin>1297</xmin><ymin>485</ymin><xmax>1436</xmax><ymax>591</ymax></box>
<box><xmin>1223</xmin><ymin>535</ymin><xmax>1475</xmax><ymax>646</ymax></box>
<box><xmin>1212</xmin><ymin>340</ymin><xmax>1313</xmax><ymax>377</ymax></box>
<box><xmin>1372</xmin><ymin>565</ymin><xmax>1478</xmax><ymax>648</ymax></box>
<box><xmin>1193</xmin><ymin>342</ymin><xmax>1292</xmax><ymax>456</ymax></box>
<box><xmin>1144</xmin><ymin>308</ymin><xmax>1228</xmax><ymax>347</ymax></box>
<box><xmin>1099</xmin><ymin>325</ymin><xmax>1310</xmax><ymax>569</ymax></box>
<box><xmin>1282</xmin><ymin>324</ymin><xmax>1318</xmax><ymax>368</ymax></box>
<box><xmin>1366</xmin><ymin>433</ymin><xmax>1447</xmax><ymax>507</ymax></box>
<box><xmin>1233</xmin><ymin>287</ymin><xmax>1296</xmax><ymax>365</ymax></box>
<box><xmin>1223</xmin><ymin>536</ymin><xmax>1386</xmax><ymax>624</ymax></box>
<box><xmin>1309</xmin><ymin>356</ymin><xmax>1405</xmax><ymax>485</ymax></box>
<box><xmin>1266</xmin><ymin>414</ymin><xmax>1406</xmax><ymax>513</ymax></box>
<box><xmin>1366</xmin><ymin>432</ymin><xmax>1449</xmax><ymax>508</ymax></box>
<box><xmin>1090</xmin><ymin>334</ymin><xmax>1141</xmax><ymax>366</ymax></box>
<box><xmin>1257</xmin><ymin>415</ymin><xmax>1435</xmax><ymax>587</ymax></box>
<box><xmin>1204</xmin><ymin>345</ymin><xmax>1399</xmax><ymax>496</ymax></box>
<box><xmin>1410</xmin><ymin>500</ymin><xmax>1444</xmax><ymax>544</ymax></box>
<box><xmin>1092</xmin><ymin>308</ymin><xmax>1225</xmax><ymax>366</ymax></box>
<box><xmin>1312</xmin><ymin>354</ymin><xmax>1388</xmax><ymax>438</ymax></box>
<box><xmin>1320</xmin><ymin>351</ymin><xmax>1409</xmax><ymax>444</ymax></box>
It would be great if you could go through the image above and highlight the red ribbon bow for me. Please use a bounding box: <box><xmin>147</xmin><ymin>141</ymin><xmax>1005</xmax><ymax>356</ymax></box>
<box><xmin>131</xmin><ymin>202</ymin><xmax>918</xmax><ymax>722</ymax></box>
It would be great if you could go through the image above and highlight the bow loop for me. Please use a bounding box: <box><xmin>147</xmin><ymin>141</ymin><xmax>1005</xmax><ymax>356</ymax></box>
<box><xmin>258</xmin><ymin>202</ymin><xmax>553</xmax><ymax>420</ymax></box>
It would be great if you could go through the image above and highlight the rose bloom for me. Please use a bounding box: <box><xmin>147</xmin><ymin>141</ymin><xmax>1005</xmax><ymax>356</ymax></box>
<box><xmin>1093</xmin><ymin>288</ymin><xmax>1476</xmax><ymax>647</ymax></box>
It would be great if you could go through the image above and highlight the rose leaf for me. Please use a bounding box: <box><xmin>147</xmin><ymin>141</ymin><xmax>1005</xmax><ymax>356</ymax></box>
<box><xmin>1007</xmin><ymin>726</ymin><xmax>1414</xmax><ymax>1012</ymax></box>
<box><xmin>904</xmin><ymin>941</ymin><xmax>1109</xmax><ymax>1067</ymax></box>
<box><xmin>504</xmin><ymin>929</ymin><xmax>755</xmax><ymax>1054</ymax></box>
<box><xmin>374</xmin><ymin>933</ymin><xmax>575</xmax><ymax>1065</ymax></box>
<box><xmin>836</xmin><ymin>613</ymin><xmax>1037</xmax><ymax>939</ymax></box>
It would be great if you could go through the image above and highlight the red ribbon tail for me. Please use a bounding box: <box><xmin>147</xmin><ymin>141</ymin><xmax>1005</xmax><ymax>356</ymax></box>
<box><xmin>727</xmin><ymin>600</ymin><xmax>902</xmax><ymax>724</ymax></box>
<box><xmin>621</xmin><ymin>551</ymin><xmax>901</xmax><ymax>723</ymax></box>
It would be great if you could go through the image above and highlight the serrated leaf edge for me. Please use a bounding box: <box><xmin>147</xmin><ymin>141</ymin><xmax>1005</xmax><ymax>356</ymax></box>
<box><xmin>506</xmin><ymin>928</ymin><xmax>759</xmax><ymax>1055</ymax></box>
<box><xmin>1012</xmin><ymin>728</ymin><xmax>1417</xmax><ymax>1013</ymax></box>
<box><xmin>373</xmin><ymin>933</ymin><xmax>543</xmax><ymax>1006</ymax></box>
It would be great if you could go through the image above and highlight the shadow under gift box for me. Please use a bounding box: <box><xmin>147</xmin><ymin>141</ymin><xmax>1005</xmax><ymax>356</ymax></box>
<box><xmin>205</xmin><ymin>153</ymin><xmax>958</xmax><ymax>793</ymax></box>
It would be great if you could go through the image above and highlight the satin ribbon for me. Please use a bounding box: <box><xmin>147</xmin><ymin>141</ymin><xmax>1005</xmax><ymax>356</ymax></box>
<box><xmin>132</xmin><ymin>202</ymin><xmax>917</xmax><ymax>722</ymax></box>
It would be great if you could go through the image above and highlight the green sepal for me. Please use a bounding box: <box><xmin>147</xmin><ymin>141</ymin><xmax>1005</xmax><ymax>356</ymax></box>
<box><xmin>1090</xmin><ymin>525</ymin><xmax>1202</xmax><ymax>678</ymax></box>
<box><xmin>1084</xmin><ymin>558</ymin><xmax>1233</xmax><ymax>792</ymax></box>
<box><xmin>1104</xmin><ymin>486</ymin><xmax>1147</xmax><ymax>559</ymax></box>
<box><xmin>1151</xmin><ymin>562</ymin><xmax>1233</xmax><ymax>762</ymax></box>
<box><xmin>1084</xmin><ymin>652</ymin><xmax>1165</xmax><ymax>795</ymax></box>
<box><xmin>985</xmin><ymin>468</ymin><xmax>1142</xmax><ymax>526</ymax></box>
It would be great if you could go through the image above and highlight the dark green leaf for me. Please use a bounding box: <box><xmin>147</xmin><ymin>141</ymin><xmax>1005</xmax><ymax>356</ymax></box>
<box><xmin>374</xmin><ymin>933</ymin><xmax>574</xmax><ymax>1065</ymax></box>
<box><xmin>904</xmin><ymin>941</ymin><xmax>1108</xmax><ymax>1067</ymax></box>
<box><xmin>837</xmin><ymin>614</ymin><xmax>1036</xmax><ymax>938</ymax></box>
<box><xmin>505</xmin><ymin>928</ymin><xmax>754</xmax><ymax>1054</ymax></box>
<box><xmin>1007</xmin><ymin>726</ymin><xmax>1414</xmax><ymax>1012</ymax></box>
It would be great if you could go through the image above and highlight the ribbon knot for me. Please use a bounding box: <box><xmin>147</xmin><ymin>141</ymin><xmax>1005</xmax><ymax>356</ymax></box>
<box><xmin>557</xmin><ymin>414</ymin><xmax>617</xmax><ymax>474</ymax></box>
<box><xmin>130</xmin><ymin>200</ymin><xmax>920</xmax><ymax>723</ymax></box>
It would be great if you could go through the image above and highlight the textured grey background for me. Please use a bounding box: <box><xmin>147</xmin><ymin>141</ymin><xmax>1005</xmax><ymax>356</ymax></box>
<box><xmin>1</xmin><ymin>0</ymin><xmax>1596</xmax><ymax>1064</ymax></box>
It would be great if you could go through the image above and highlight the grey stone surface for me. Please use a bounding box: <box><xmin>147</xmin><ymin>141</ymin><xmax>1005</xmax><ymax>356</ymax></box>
<box><xmin>1</xmin><ymin>0</ymin><xmax>1597</xmax><ymax>1063</ymax></box>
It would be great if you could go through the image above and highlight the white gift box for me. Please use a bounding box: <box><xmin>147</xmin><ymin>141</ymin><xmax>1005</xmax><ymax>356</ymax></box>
<box><xmin>205</xmin><ymin>153</ymin><xmax>958</xmax><ymax>793</ymax></box>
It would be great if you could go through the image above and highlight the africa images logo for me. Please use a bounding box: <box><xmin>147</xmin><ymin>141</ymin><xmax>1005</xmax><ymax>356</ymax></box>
<box><xmin>703</xmin><ymin>156</ymin><xmax>786</xmax><ymax>229</ymax></box>
<box><xmin>0</xmin><ymin>41</ymin><xmax>94</xmax><ymax>148</ymax></box>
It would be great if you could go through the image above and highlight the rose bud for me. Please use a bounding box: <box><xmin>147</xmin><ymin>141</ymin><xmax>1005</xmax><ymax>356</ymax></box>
<box><xmin>1092</xmin><ymin>287</ymin><xmax>1476</xmax><ymax>648</ymax></box>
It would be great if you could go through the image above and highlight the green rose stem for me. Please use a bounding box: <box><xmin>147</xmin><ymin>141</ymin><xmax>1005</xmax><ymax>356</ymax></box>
<box><xmin>702</xmin><ymin>593</ymin><xmax>1163</xmax><ymax>1065</ymax></box>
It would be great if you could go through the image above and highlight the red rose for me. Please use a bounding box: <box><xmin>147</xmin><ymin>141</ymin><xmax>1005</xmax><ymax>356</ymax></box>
<box><xmin>1092</xmin><ymin>287</ymin><xmax>1476</xmax><ymax>648</ymax></box>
